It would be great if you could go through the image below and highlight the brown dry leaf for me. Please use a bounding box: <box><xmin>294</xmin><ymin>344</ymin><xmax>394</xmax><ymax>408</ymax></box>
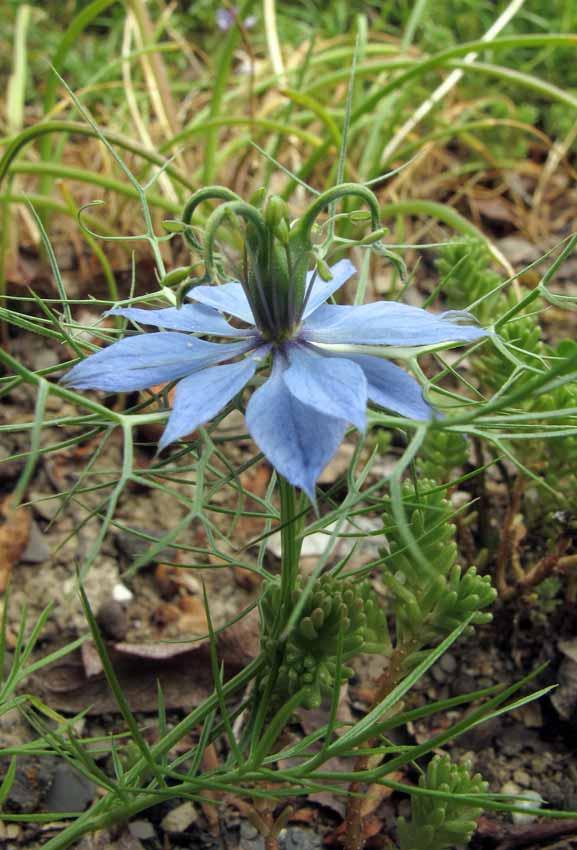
<box><xmin>0</xmin><ymin>496</ymin><xmax>31</xmax><ymax>592</ymax></box>
<box><xmin>470</xmin><ymin>196</ymin><xmax>516</xmax><ymax>224</ymax></box>
<box><xmin>233</xmin><ymin>564</ymin><xmax>261</xmax><ymax>592</ymax></box>
<box><xmin>178</xmin><ymin>593</ymin><xmax>209</xmax><ymax>633</ymax></box>
<box><xmin>33</xmin><ymin>610</ymin><xmax>260</xmax><ymax>714</ymax></box>
<box><xmin>360</xmin><ymin>773</ymin><xmax>404</xmax><ymax>818</ymax></box>
<box><xmin>289</xmin><ymin>807</ymin><xmax>317</xmax><ymax>825</ymax></box>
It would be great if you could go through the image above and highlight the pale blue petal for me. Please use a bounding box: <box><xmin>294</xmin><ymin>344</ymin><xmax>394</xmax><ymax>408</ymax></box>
<box><xmin>283</xmin><ymin>344</ymin><xmax>367</xmax><ymax>431</ymax></box>
<box><xmin>62</xmin><ymin>333</ymin><xmax>255</xmax><ymax>392</ymax></box>
<box><xmin>302</xmin><ymin>302</ymin><xmax>488</xmax><ymax>346</ymax></box>
<box><xmin>245</xmin><ymin>356</ymin><xmax>347</xmax><ymax>500</ymax></box>
<box><xmin>302</xmin><ymin>259</ymin><xmax>357</xmax><ymax>319</ymax></box>
<box><xmin>107</xmin><ymin>303</ymin><xmax>253</xmax><ymax>337</ymax></box>
<box><xmin>343</xmin><ymin>353</ymin><xmax>433</xmax><ymax>420</ymax></box>
<box><xmin>188</xmin><ymin>282</ymin><xmax>255</xmax><ymax>324</ymax></box>
<box><xmin>159</xmin><ymin>354</ymin><xmax>261</xmax><ymax>450</ymax></box>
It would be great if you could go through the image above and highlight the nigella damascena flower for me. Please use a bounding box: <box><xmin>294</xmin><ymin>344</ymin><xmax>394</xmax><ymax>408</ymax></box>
<box><xmin>63</xmin><ymin>260</ymin><xmax>488</xmax><ymax>499</ymax></box>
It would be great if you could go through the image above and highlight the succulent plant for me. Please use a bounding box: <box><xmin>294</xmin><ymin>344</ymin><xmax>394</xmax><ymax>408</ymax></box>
<box><xmin>261</xmin><ymin>574</ymin><xmax>390</xmax><ymax>709</ymax></box>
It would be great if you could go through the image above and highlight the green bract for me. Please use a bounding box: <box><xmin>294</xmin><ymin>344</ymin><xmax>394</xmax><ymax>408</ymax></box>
<box><xmin>180</xmin><ymin>182</ymin><xmax>381</xmax><ymax>342</ymax></box>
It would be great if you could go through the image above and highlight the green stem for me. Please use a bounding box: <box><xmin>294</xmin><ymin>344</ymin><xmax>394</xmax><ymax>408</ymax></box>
<box><xmin>278</xmin><ymin>478</ymin><xmax>303</xmax><ymax>631</ymax></box>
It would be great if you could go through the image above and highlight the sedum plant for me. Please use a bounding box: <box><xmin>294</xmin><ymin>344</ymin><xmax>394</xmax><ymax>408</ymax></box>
<box><xmin>381</xmin><ymin>480</ymin><xmax>496</xmax><ymax>648</ymax></box>
<box><xmin>261</xmin><ymin>574</ymin><xmax>390</xmax><ymax>709</ymax></box>
<box><xmin>398</xmin><ymin>755</ymin><xmax>488</xmax><ymax>850</ymax></box>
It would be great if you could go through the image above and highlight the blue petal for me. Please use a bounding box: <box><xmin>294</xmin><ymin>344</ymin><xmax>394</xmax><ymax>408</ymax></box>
<box><xmin>62</xmin><ymin>333</ymin><xmax>255</xmax><ymax>392</ymax></box>
<box><xmin>302</xmin><ymin>302</ymin><xmax>489</xmax><ymax>346</ymax></box>
<box><xmin>159</xmin><ymin>353</ymin><xmax>262</xmax><ymax>450</ymax></box>
<box><xmin>245</xmin><ymin>356</ymin><xmax>348</xmax><ymax>501</ymax></box>
<box><xmin>343</xmin><ymin>353</ymin><xmax>433</xmax><ymax>420</ymax></box>
<box><xmin>302</xmin><ymin>259</ymin><xmax>357</xmax><ymax>319</ymax></box>
<box><xmin>283</xmin><ymin>343</ymin><xmax>367</xmax><ymax>431</ymax></box>
<box><xmin>107</xmin><ymin>303</ymin><xmax>252</xmax><ymax>337</ymax></box>
<box><xmin>188</xmin><ymin>282</ymin><xmax>255</xmax><ymax>324</ymax></box>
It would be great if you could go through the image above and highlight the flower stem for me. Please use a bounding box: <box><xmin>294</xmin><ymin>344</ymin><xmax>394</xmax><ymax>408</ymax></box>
<box><xmin>278</xmin><ymin>478</ymin><xmax>303</xmax><ymax>630</ymax></box>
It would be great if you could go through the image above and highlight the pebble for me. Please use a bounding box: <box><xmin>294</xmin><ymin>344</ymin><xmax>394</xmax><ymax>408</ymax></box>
<box><xmin>431</xmin><ymin>664</ymin><xmax>447</xmax><ymax>684</ymax></box>
<box><xmin>501</xmin><ymin>780</ymin><xmax>521</xmax><ymax>796</ymax></box>
<box><xmin>513</xmin><ymin>769</ymin><xmax>532</xmax><ymax>788</ymax></box>
<box><xmin>20</xmin><ymin>519</ymin><xmax>51</xmax><ymax>564</ymax></box>
<box><xmin>160</xmin><ymin>801</ymin><xmax>197</xmax><ymax>833</ymax></box>
<box><xmin>129</xmin><ymin>820</ymin><xmax>156</xmax><ymax>841</ymax></box>
<box><xmin>4</xmin><ymin>757</ymin><xmax>55</xmax><ymax>813</ymax></box>
<box><xmin>0</xmin><ymin>822</ymin><xmax>21</xmax><ymax>840</ymax></box>
<box><xmin>501</xmin><ymin>781</ymin><xmax>543</xmax><ymax>825</ymax></box>
<box><xmin>240</xmin><ymin>820</ymin><xmax>264</xmax><ymax>850</ymax></box>
<box><xmin>511</xmin><ymin>790</ymin><xmax>544</xmax><ymax>825</ymax></box>
<box><xmin>282</xmin><ymin>826</ymin><xmax>322</xmax><ymax>849</ymax></box>
<box><xmin>115</xmin><ymin>528</ymin><xmax>176</xmax><ymax>565</ymax></box>
<box><xmin>440</xmin><ymin>653</ymin><xmax>457</xmax><ymax>674</ymax></box>
<box><xmin>96</xmin><ymin>600</ymin><xmax>129</xmax><ymax>641</ymax></box>
<box><xmin>113</xmin><ymin>583</ymin><xmax>134</xmax><ymax>603</ymax></box>
<box><xmin>44</xmin><ymin>763</ymin><xmax>95</xmax><ymax>812</ymax></box>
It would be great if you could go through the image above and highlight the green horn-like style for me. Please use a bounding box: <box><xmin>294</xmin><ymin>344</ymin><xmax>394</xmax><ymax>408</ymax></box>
<box><xmin>180</xmin><ymin>183</ymin><xmax>383</xmax><ymax>341</ymax></box>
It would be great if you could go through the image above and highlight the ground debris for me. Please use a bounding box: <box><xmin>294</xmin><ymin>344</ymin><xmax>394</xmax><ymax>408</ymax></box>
<box><xmin>0</xmin><ymin>496</ymin><xmax>31</xmax><ymax>592</ymax></box>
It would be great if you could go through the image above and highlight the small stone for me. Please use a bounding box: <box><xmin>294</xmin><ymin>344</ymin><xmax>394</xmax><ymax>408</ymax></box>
<box><xmin>283</xmin><ymin>826</ymin><xmax>322</xmax><ymax>849</ymax></box>
<box><xmin>431</xmin><ymin>664</ymin><xmax>447</xmax><ymax>684</ymax></box>
<box><xmin>240</xmin><ymin>819</ymin><xmax>264</xmax><ymax>850</ymax></box>
<box><xmin>44</xmin><ymin>763</ymin><xmax>95</xmax><ymax>813</ymax></box>
<box><xmin>96</xmin><ymin>601</ymin><xmax>129</xmax><ymax>641</ymax></box>
<box><xmin>551</xmin><ymin>657</ymin><xmax>577</xmax><ymax>720</ymax></box>
<box><xmin>29</xmin><ymin>491</ymin><xmax>60</xmax><ymax>521</ymax></box>
<box><xmin>129</xmin><ymin>820</ymin><xmax>156</xmax><ymax>841</ymax></box>
<box><xmin>20</xmin><ymin>519</ymin><xmax>51</xmax><ymax>564</ymax></box>
<box><xmin>4</xmin><ymin>757</ymin><xmax>55</xmax><ymax>813</ymax></box>
<box><xmin>497</xmin><ymin>236</ymin><xmax>540</xmax><ymax>266</ymax></box>
<box><xmin>501</xmin><ymin>780</ymin><xmax>521</xmax><ymax>796</ymax></box>
<box><xmin>113</xmin><ymin>583</ymin><xmax>134</xmax><ymax>603</ymax></box>
<box><xmin>160</xmin><ymin>801</ymin><xmax>197</xmax><ymax>833</ymax></box>
<box><xmin>5</xmin><ymin>823</ymin><xmax>21</xmax><ymax>840</ymax></box>
<box><xmin>513</xmin><ymin>769</ymin><xmax>532</xmax><ymax>788</ymax></box>
<box><xmin>115</xmin><ymin>528</ymin><xmax>176</xmax><ymax>565</ymax></box>
<box><xmin>440</xmin><ymin>653</ymin><xmax>457</xmax><ymax>674</ymax></box>
<box><xmin>511</xmin><ymin>790</ymin><xmax>543</xmax><ymax>825</ymax></box>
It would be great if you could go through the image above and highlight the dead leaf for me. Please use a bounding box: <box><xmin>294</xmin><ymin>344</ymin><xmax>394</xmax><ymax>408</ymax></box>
<box><xmin>178</xmin><ymin>594</ymin><xmax>209</xmax><ymax>634</ymax></box>
<box><xmin>233</xmin><ymin>565</ymin><xmax>261</xmax><ymax>592</ymax></box>
<box><xmin>360</xmin><ymin>774</ymin><xmax>403</xmax><ymax>818</ymax></box>
<box><xmin>471</xmin><ymin>197</ymin><xmax>517</xmax><ymax>224</ymax></box>
<box><xmin>32</xmin><ymin>610</ymin><xmax>260</xmax><ymax>714</ymax></box>
<box><xmin>0</xmin><ymin>496</ymin><xmax>31</xmax><ymax>592</ymax></box>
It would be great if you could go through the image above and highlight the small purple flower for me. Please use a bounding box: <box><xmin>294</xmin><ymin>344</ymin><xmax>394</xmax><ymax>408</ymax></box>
<box><xmin>63</xmin><ymin>260</ymin><xmax>487</xmax><ymax>499</ymax></box>
<box><xmin>216</xmin><ymin>7</ymin><xmax>256</xmax><ymax>31</ymax></box>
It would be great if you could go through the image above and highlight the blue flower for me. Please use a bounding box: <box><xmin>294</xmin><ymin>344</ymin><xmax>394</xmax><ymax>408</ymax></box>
<box><xmin>63</xmin><ymin>260</ymin><xmax>487</xmax><ymax>499</ymax></box>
